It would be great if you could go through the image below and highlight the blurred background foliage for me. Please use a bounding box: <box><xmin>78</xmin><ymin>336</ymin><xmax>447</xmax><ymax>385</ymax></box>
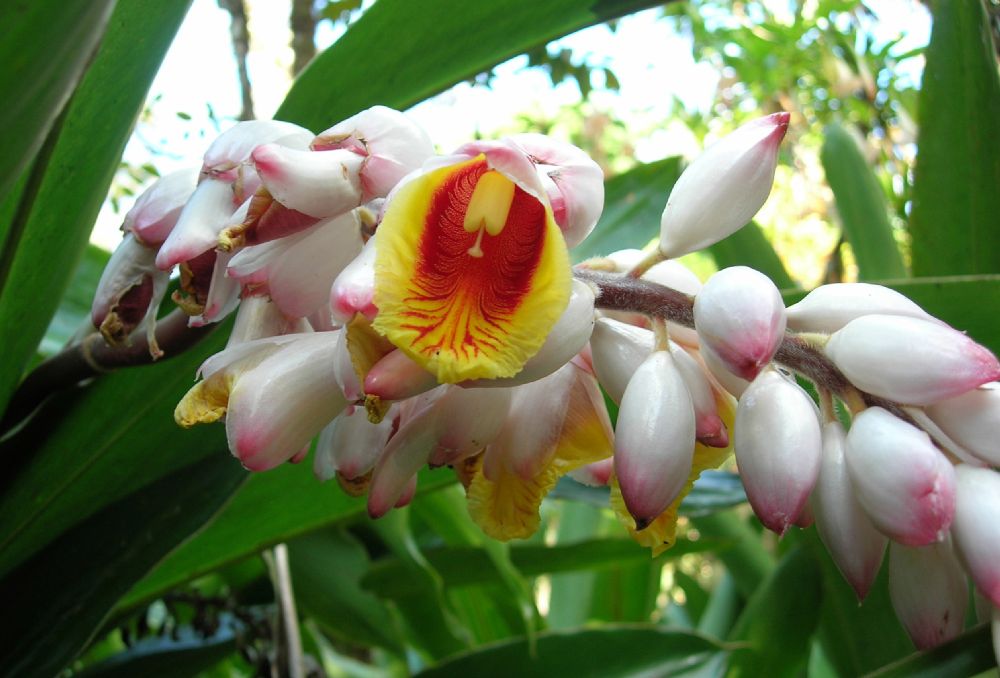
<box><xmin>1</xmin><ymin>0</ymin><xmax>998</xmax><ymax>676</ymax></box>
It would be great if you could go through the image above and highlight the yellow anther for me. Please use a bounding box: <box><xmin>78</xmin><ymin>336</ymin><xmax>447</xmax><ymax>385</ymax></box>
<box><xmin>463</xmin><ymin>170</ymin><xmax>515</xmax><ymax>237</ymax></box>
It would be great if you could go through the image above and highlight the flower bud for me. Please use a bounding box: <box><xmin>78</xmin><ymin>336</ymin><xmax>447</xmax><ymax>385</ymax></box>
<box><xmin>950</xmin><ymin>465</ymin><xmax>1000</xmax><ymax>607</ymax></box>
<box><xmin>313</xmin><ymin>405</ymin><xmax>395</xmax><ymax>481</ymax></box>
<box><xmin>785</xmin><ymin>282</ymin><xmax>943</xmax><ymax>334</ymax></box>
<box><xmin>699</xmin><ymin>342</ymin><xmax>750</xmax><ymax>398</ymax></box>
<box><xmin>589</xmin><ymin>317</ymin><xmax>653</xmax><ymax>404</ymax></box>
<box><xmin>670</xmin><ymin>344</ymin><xmax>728</xmax><ymax>447</ymax></box>
<box><xmin>251</xmin><ymin>144</ymin><xmax>364</xmax><ymax>218</ymax></box>
<box><xmin>202</xmin><ymin>120</ymin><xmax>312</xmax><ymax>180</ymax></box>
<box><xmin>845</xmin><ymin>407</ymin><xmax>956</xmax><ymax>546</ymax></box>
<box><xmin>694</xmin><ymin>266</ymin><xmax>787</xmax><ymax>381</ymax></box>
<box><xmin>331</xmin><ymin>236</ymin><xmax>378</xmax><ymax>324</ymax></box>
<box><xmin>659</xmin><ymin>112</ymin><xmax>789</xmax><ymax>259</ymax></box>
<box><xmin>312</xmin><ymin>105</ymin><xmax>435</xmax><ymax>200</ymax></box>
<box><xmin>368</xmin><ymin>409</ymin><xmax>438</xmax><ymax>518</ymax></box>
<box><xmin>156</xmin><ymin>177</ymin><xmax>238</xmax><ymax>270</ymax></box>
<box><xmin>614</xmin><ymin>351</ymin><xmax>696</xmax><ymax>528</ymax></box>
<box><xmin>228</xmin><ymin>211</ymin><xmax>363</xmax><ymax>319</ymax></box>
<box><xmin>507</xmin><ymin>133</ymin><xmax>604</xmax><ymax>248</ymax></box>
<box><xmin>889</xmin><ymin>540</ymin><xmax>968</xmax><ymax>650</ymax></box>
<box><xmin>188</xmin><ymin>250</ymin><xmax>240</xmax><ymax>327</ymax></box>
<box><xmin>734</xmin><ymin>367</ymin><xmax>821</xmax><ymax>535</ymax></box>
<box><xmin>825</xmin><ymin>315</ymin><xmax>1000</xmax><ymax>405</ymax></box>
<box><xmin>925</xmin><ymin>383</ymin><xmax>1000</xmax><ymax>467</ymax></box>
<box><xmin>363</xmin><ymin>349</ymin><xmax>438</xmax><ymax>402</ymax></box>
<box><xmin>123</xmin><ymin>168</ymin><xmax>199</xmax><ymax>247</ymax></box>
<box><xmin>569</xmin><ymin>458</ymin><xmax>613</xmax><ymax>487</ymax></box>
<box><xmin>91</xmin><ymin>233</ymin><xmax>170</xmax><ymax>357</ymax></box>
<box><xmin>811</xmin><ymin>421</ymin><xmax>887</xmax><ymax>600</ymax></box>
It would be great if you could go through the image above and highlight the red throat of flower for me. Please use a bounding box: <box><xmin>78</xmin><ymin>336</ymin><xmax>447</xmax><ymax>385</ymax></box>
<box><xmin>373</xmin><ymin>154</ymin><xmax>571</xmax><ymax>383</ymax></box>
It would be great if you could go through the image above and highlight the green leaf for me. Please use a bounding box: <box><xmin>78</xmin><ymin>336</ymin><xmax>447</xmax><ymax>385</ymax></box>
<box><xmin>36</xmin><ymin>244</ymin><xmax>110</xmax><ymax>359</ymax></box>
<box><xmin>0</xmin><ymin>0</ymin><xmax>193</xmax><ymax>416</ymax></box>
<box><xmin>571</xmin><ymin>156</ymin><xmax>683</xmax><ymax>262</ymax></box>
<box><xmin>727</xmin><ymin>544</ymin><xmax>824</xmax><ymax>678</ymax></box>
<box><xmin>415</xmin><ymin>626</ymin><xmax>728</xmax><ymax>678</ymax></box>
<box><xmin>908</xmin><ymin>0</ymin><xmax>1000</xmax><ymax>276</ymax></box>
<box><xmin>803</xmin><ymin>531</ymin><xmax>912</xmax><ymax>676</ymax></box>
<box><xmin>117</xmin><ymin>466</ymin><xmax>455</xmax><ymax>612</ymax></box>
<box><xmin>276</xmin><ymin>0</ymin><xmax>667</xmax><ymax>129</ymax></box>
<box><xmin>820</xmin><ymin>122</ymin><xmax>906</xmax><ymax>280</ymax></box>
<box><xmin>286</xmin><ymin>529</ymin><xmax>404</xmax><ymax>655</ymax></box>
<box><xmin>361</xmin><ymin>536</ymin><xmax>720</xmax><ymax>599</ymax></box>
<box><xmin>697</xmin><ymin>571</ymin><xmax>740</xmax><ymax>640</ymax></box>
<box><xmin>0</xmin><ymin>330</ymin><xmax>231</xmax><ymax>581</ymax></box>
<box><xmin>73</xmin><ymin>622</ymin><xmax>239</xmax><ymax>678</ymax></box>
<box><xmin>0</xmin><ymin>453</ymin><xmax>245</xmax><ymax>678</ymax></box>
<box><xmin>863</xmin><ymin>624</ymin><xmax>996</xmax><ymax>678</ymax></box>
<box><xmin>0</xmin><ymin>1</ymin><xmax>115</xmax><ymax>201</ymax></box>
<box><xmin>546</xmin><ymin>502</ymin><xmax>609</xmax><ymax>630</ymax></box>
<box><xmin>691</xmin><ymin>511</ymin><xmax>774</xmax><ymax>598</ymax></box>
<box><xmin>708</xmin><ymin>221</ymin><xmax>795</xmax><ymax>289</ymax></box>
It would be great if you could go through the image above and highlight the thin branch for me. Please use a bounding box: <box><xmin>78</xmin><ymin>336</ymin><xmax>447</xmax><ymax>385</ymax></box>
<box><xmin>263</xmin><ymin>544</ymin><xmax>304</xmax><ymax>678</ymax></box>
<box><xmin>1</xmin><ymin>310</ymin><xmax>217</xmax><ymax>432</ymax></box>
<box><xmin>289</xmin><ymin>0</ymin><xmax>317</xmax><ymax>77</ymax></box>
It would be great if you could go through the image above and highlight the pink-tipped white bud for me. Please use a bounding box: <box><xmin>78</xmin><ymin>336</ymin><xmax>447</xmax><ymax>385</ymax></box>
<box><xmin>614</xmin><ymin>351</ymin><xmax>696</xmax><ymax>529</ymax></box>
<box><xmin>123</xmin><ymin>168</ymin><xmax>199</xmax><ymax>247</ymax></box>
<box><xmin>331</xmin><ymin>236</ymin><xmax>377</xmax><ymax>324</ymax></box>
<box><xmin>786</xmin><ymin>283</ymin><xmax>943</xmax><ymax>334</ymax></box>
<box><xmin>363</xmin><ymin>349</ymin><xmax>438</xmax><ymax>402</ymax></box>
<box><xmin>226</xmin><ymin>332</ymin><xmax>348</xmax><ymax>471</ymax></box>
<box><xmin>228</xmin><ymin>211</ymin><xmax>363</xmax><ymax>319</ymax></box>
<box><xmin>569</xmin><ymin>458</ymin><xmax>614</xmax><ymax>487</ymax></box>
<box><xmin>811</xmin><ymin>421</ymin><xmax>887</xmax><ymax>600</ymax></box>
<box><xmin>670</xmin><ymin>344</ymin><xmax>729</xmax><ymax>447</ymax></box>
<box><xmin>889</xmin><ymin>540</ymin><xmax>968</xmax><ymax>650</ymax></box>
<box><xmin>590</xmin><ymin>317</ymin><xmax>654</xmax><ymax>405</ymax></box>
<box><xmin>507</xmin><ymin>133</ymin><xmax>604</xmax><ymax>248</ymax></box>
<box><xmin>202</xmin><ymin>120</ymin><xmax>312</xmax><ymax>179</ymax></box>
<box><xmin>845</xmin><ymin>407</ymin><xmax>956</xmax><ymax>546</ymax></box>
<box><xmin>951</xmin><ymin>465</ymin><xmax>1000</xmax><ymax>607</ymax></box>
<box><xmin>188</xmin><ymin>250</ymin><xmax>240</xmax><ymax>327</ymax></box>
<box><xmin>699</xmin><ymin>342</ymin><xmax>750</xmax><ymax>398</ymax></box>
<box><xmin>464</xmin><ymin>279</ymin><xmax>596</xmax><ymax>388</ymax></box>
<box><xmin>825</xmin><ymin>315</ymin><xmax>1000</xmax><ymax>405</ymax></box>
<box><xmin>313</xmin><ymin>105</ymin><xmax>434</xmax><ymax>200</ymax></box>
<box><xmin>156</xmin><ymin>177</ymin><xmax>238</xmax><ymax>270</ymax></box>
<box><xmin>694</xmin><ymin>266</ymin><xmax>787</xmax><ymax>381</ymax></box>
<box><xmin>659</xmin><ymin>112</ymin><xmax>789</xmax><ymax>259</ymax></box>
<box><xmin>734</xmin><ymin>367</ymin><xmax>821</xmax><ymax>535</ymax></box>
<box><xmin>252</xmin><ymin>144</ymin><xmax>364</xmax><ymax>219</ymax></box>
<box><xmin>367</xmin><ymin>404</ymin><xmax>440</xmax><ymax>518</ymax></box>
<box><xmin>925</xmin><ymin>383</ymin><xmax>1000</xmax><ymax>467</ymax></box>
<box><xmin>313</xmin><ymin>405</ymin><xmax>395</xmax><ymax>482</ymax></box>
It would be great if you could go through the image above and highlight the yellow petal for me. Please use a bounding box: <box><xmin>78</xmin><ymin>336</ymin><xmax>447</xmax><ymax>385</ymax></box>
<box><xmin>174</xmin><ymin>371</ymin><xmax>236</xmax><ymax>427</ymax></box>
<box><xmin>373</xmin><ymin>154</ymin><xmax>571</xmax><ymax>383</ymax></box>
<box><xmin>467</xmin><ymin>368</ymin><xmax>613</xmax><ymax>540</ymax></box>
<box><xmin>343</xmin><ymin>313</ymin><xmax>396</xmax><ymax>422</ymax></box>
<box><xmin>611</xmin><ymin>389</ymin><xmax>737</xmax><ymax>556</ymax></box>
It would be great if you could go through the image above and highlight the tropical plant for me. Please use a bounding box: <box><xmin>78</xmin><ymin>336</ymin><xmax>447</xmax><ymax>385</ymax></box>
<box><xmin>1</xmin><ymin>1</ymin><xmax>998</xmax><ymax>677</ymax></box>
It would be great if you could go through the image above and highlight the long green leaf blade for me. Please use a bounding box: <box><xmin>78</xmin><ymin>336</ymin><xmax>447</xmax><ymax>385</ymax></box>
<box><xmin>820</xmin><ymin>122</ymin><xmax>906</xmax><ymax>280</ymax></box>
<box><xmin>0</xmin><ymin>453</ymin><xmax>244</xmax><ymax>678</ymax></box>
<box><xmin>908</xmin><ymin>0</ymin><xmax>1000</xmax><ymax>276</ymax></box>
<box><xmin>0</xmin><ymin>0</ymin><xmax>194</xmax><ymax>416</ymax></box>
<box><xmin>0</xmin><ymin>1</ymin><xmax>115</xmax><ymax>201</ymax></box>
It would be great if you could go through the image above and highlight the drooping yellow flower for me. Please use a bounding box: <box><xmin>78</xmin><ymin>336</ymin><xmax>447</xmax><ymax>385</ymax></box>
<box><xmin>373</xmin><ymin>143</ymin><xmax>572</xmax><ymax>384</ymax></box>
<box><xmin>465</xmin><ymin>361</ymin><xmax>613</xmax><ymax>540</ymax></box>
<box><xmin>611</xmin><ymin>388</ymin><xmax>737</xmax><ymax>556</ymax></box>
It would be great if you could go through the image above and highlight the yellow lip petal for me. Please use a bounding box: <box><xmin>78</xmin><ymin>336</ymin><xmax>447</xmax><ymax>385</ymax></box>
<box><xmin>373</xmin><ymin>154</ymin><xmax>571</xmax><ymax>383</ymax></box>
